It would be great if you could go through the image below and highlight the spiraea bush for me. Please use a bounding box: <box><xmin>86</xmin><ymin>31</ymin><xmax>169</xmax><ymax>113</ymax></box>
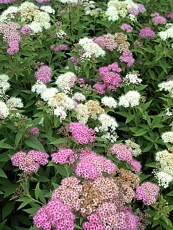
<box><xmin>0</xmin><ymin>0</ymin><xmax>173</xmax><ymax>229</ymax></box>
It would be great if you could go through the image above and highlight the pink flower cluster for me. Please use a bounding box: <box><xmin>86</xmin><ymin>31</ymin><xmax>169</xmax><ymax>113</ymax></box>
<box><xmin>69</xmin><ymin>56</ymin><xmax>79</xmax><ymax>65</ymax></box>
<box><xmin>75</xmin><ymin>148</ymin><xmax>116</xmax><ymax>179</ymax></box>
<box><xmin>11</xmin><ymin>150</ymin><xmax>49</xmax><ymax>174</ymax></box>
<box><xmin>0</xmin><ymin>22</ymin><xmax>20</xmax><ymax>55</ymax></box>
<box><xmin>128</xmin><ymin>3</ymin><xmax>146</xmax><ymax>16</ymax></box>
<box><xmin>52</xmin><ymin>177</ymin><xmax>82</xmax><ymax>211</ymax></box>
<box><xmin>50</xmin><ymin>44</ymin><xmax>68</xmax><ymax>52</ymax></box>
<box><xmin>151</xmin><ymin>13</ymin><xmax>167</xmax><ymax>25</ymax></box>
<box><xmin>119</xmin><ymin>50</ymin><xmax>135</xmax><ymax>67</ymax></box>
<box><xmin>69</xmin><ymin>122</ymin><xmax>95</xmax><ymax>144</ymax></box>
<box><xmin>93</xmin><ymin>62</ymin><xmax>122</xmax><ymax>94</ymax></box>
<box><xmin>135</xmin><ymin>182</ymin><xmax>159</xmax><ymax>205</ymax></box>
<box><xmin>21</xmin><ymin>25</ymin><xmax>31</xmax><ymax>36</ymax></box>
<box><xmin>109</xmin><ymin>144</ymin><xmax>141</xmax><ymax>173</ymax></box>
<box><xmin>33</xmin><ymin>199</ymin><xmax>75</xmax><ymax>230</ymax></box>
<box><xmin>0</xmin><ymin>0</ymin><xmax>16</xmax><ymax>3</ymax></box>
<box><xmin>120</xmin><ymin>23</ymin><xmax>133</xmax><ymax>33</ymax></box>
<box><xmin>83</xmin><ymin>203</ymin><xmax>139</xmax><ymax>230</ymax></box>
<box><xmin>51</xmin><ymin>149</ymin><xmax>77</xmax><ymax>165</ymax></box>
<box><xmin>28</xmin><ymin>127</ymin><xmax>40</xmax><ymax>135</ymax></box>
<box><xmin>35</xmin><ymin>65</ymin><xmax>52</xmax><ymax>84</ymax></box>
<box><xmin>139</xmin><ymin>27</ymin><xmax>156</xmax><ymax>39</ymax></box>
<box><xmin>166</xmin><ymin>12</ymin><xmax>173</xmax><ymax>19</ymax></box>
<box><xmin>35</xmin><ymin>0</ymin><xmax>50</xmax><ymax>3</ymax></box>
<box><xmin>93</xmin><ymin>34</ymin><xmax>117</xmax><ymax>51</ymax></box>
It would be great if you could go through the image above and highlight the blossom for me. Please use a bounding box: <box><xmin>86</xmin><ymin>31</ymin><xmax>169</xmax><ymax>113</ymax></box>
<box><xmin>119</xmin><ymin>90</ymin><xmax>141</xmax><ymax>107</ymax></box>
<box><xmin>52</xmin><ymin>149</ymin><xmax>77</xmax><ymax>165</ymax></box>
<box><xmin>97</xmin><ymin>113</ymin><xmax>118</xmax><ymax>132</ymax></box>
<box><xmin>11</xmin><ymin>150</ymin><xmax>49</xmax><ymax>174</ymax></box>
<box><xmin>139</xmin><ymin>27</ymin><xmax>156</xmax><ymax>39</ymax></box>
<box><xmin>55</xmin><ymin>72</ymin><xmax>77</xmax><ymax>92</ymax></box>
<box><xmin>35</xmin><ymin>65</ymin><xmax>52</xmax><ymax>84</ymax></box>
<box><xmin>151</xmin><ymin>13</ymin><xmax>167</xmax><ymax>26</ymax></box>
<box><xmin>75</xmin><ymin>149</ymin><xmax>116</xmax><ymax>179</ymax></box>
<box><xmin>101</xmin><ymin>96</ymin><xmax>117</xmax><ymax>108</ymax></box>
<box><xmin>0</xmin><ymin>101</ymin><xmax>9</xmax><ymax>119</ymax></box>
<box><xmin>0</xmin><ymin>74</ymin><xmax>10</xmax><ymax>93</ymax></box>
<box><xmin>123</xmin><ymin>71</ymin><xmax>142</xmax><ymax>85</ymax></box>
<box><xmin>33</xmin><ymin>199</ymin><xmax>75</xmax><ymax>230</ymax></box>
<box><xmin>135</xmin><ymin>182</ymin><xmax>159</xmax><ymax>205</ymax></box>
<box><xmin>69</xmin><ymin>122</ymin><xmax>95</xmax><ymax>144</ymax></box>
<box><xmin>7</xmin><ymin>97</ymin><xmax>23</xmax><ymax>109</ymax></box>
<box><xmin>161</xmin><ymin>131</ymin><xmax>173</xmax><ymax>143</ymax></box>
<box><xmin>154</xmin><ymin>171</ymin><xmax>173</xmax><ymax>188</ymax></box>
<box><xmin>119</xmin><ymin>50</ymin><xmax>135</xmax><ymax>66</ymax></box>
<box><xmin>120</xmin><ymin>23</ymin><xmax>133</xmax><ymax>33</ymax></box>
<box><xmin>78</xmin><ymin>37</ymin><xmax>105</xmax><ymax>59</ymax></box>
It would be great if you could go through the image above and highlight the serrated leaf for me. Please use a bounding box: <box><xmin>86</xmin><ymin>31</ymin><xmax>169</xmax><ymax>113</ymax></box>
<box><xmin>0</xmin><ymin>168</ymin><xmax>7</xmax><ymax>178</ymax></box>
<box><xmin>50</xmin><ymin>138</ymin><xmax>68</xmax><ymax>145</ymax></box>
<box><xmin>15</xmin><ymin>132</ymin><xmax>23</xmax><ymax>147</ymax></box>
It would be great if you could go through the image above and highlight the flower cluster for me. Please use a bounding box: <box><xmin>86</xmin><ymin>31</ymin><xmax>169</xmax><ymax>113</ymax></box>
<box><xmin>69</xmin><ymin>122</ymin><xmax>95</xmax><ymax>144</ymax></box>
<box><xmin>94</xmin><ymin>62</ymin><xmax>122</xmax><ymax>94</ymax></box>
<box><xmin>109</xmin><ymin>143</ymin><xmax>141</xmax><ymax>173</ymax></box>
<box><xmin>52</xmin><ymin>149</ymin><xmax>77</xmax><ymax>165</ymax></box>
<box><xmin>119</xmin><ymin>90</ymin><xmax>141</xmax><ymax>107</ymax></box>
<box><xmin>35</xmin><ymin>65</ymin><xmax>52</xmax><ymax>84</ymax></box>
<box><xmin>154</xmin><ymin>149</ymin><xmax>173</xmax><ymax>188</ymax></box>
<box><xmin>11</xmin><ymin>150</ymin><xmax>49</xmax><ymax>174</ymax></box>
<box><xmin>105</xmin><ymin>0</ymin><xmax>145</xmax><ymax>21</ymax></box>
<box><xmin>78</xmin><ymin>37</ymin><xmax>106</xmax><ymax>59</ymax></box>
<box><xmin>135</xmin><ymin>182</ymin><xmax>159</xmax><ymax>205</ymax></box>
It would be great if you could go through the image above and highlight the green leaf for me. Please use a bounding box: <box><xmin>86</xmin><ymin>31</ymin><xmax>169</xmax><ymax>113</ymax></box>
<box><xmin>0</xmin><ymin>139</ymin><xmax>14</xmax><ymax>149</ymax></box>
<box><xmin>15</xmin><ymin>132</ymin><xmax>24</xmax><ymax>147</ymax></box>
<box><xmin>17</xmin><ymin>197</ymin><xmax>33</xmax><ymax>210</ymax></box>
<box><xmin>50</xmin><ymin>138</ymin><xmax>68</xmax><ymax>146</ymax></box>
<box><xmin>133</xmin><ymin>129</ymin><xmax>148</xmax><ymax>136</ymax></box>
<box><xmin>55</xmin><ymin>164</ymin><xmax>69</xmax><ymax>177</ymax></box>
<box><xmin>2</xmin><ymin>202</ymin><xmax>15</xmax><ymax>220</ymax></box>
<box><xmin>25</xmin><ymin>137</ymin><xmax>45</xmax><ymax>152</ymax></box>
<box><xmin>0</xmin><ymin>168</ymin><xmax>7</xmax><ymax>178</ymax></box>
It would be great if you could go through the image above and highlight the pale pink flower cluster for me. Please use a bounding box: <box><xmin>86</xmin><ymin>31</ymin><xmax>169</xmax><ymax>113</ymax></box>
<box><xmin>11</xmin><ymin>150</ymin><xmax>49</xmax><ymax>174</ymax></box>
<box><xmin>28</xmin><ymin>127</ymin><xmax>40</xmax><ymax>135</ymax></box>
<box><xmin>35</xmin><ymin>65</ymin><xmax>52</xmax><ymax>84</ymax></box>
<box><xmin>128</xmin><ymin>3</ymin><xmax>146</xmax><ymax>16</ymax></box>
<box><xmin>21</xmin><ymin>25</ymin><xmax>31</xmax><ymax>36</ymax></box>
<box><xmin>51</xmin><ymin>149</ymin><xmax>77</xmax><ymax>165</ymax></box>
<box><xmin>69</xmin><ymin>122</ymin><xmax>95</xmax><ymax>144</ymax></box>
<box><xmin>50</xmin><ymin>44</ymin><xmax>68</xmax><ymax>52</ymax></box>
<box><xmin>135</xmin><ymin>182</ymin><xmax>159</xmax><ymax>205</ymax></box>
<box><xmin>151</xmin><ymin>13</ymin><xmax>167</xmax><ymax>26</ymax></box>
<box><xmin>139</xmin><ymin>27</ymin><xmax>156</xmax><ymax>39</ymax></box>
<box><xmin>120</xmin><ymin>23</ymin><xmax>133</xmax><ymax>33</ymax></box>
<box><xmin>75</xmin><ymin>148</ymin><xmax>116</xmax><ymax>179</ymax></box>
<box><xmin>93</xmin><ymin>34</ymin><xmax>117</xmax><ymax>51</ymax></box>
<box><xmin>83</xmin><ymin>203</ymin><xmax>139</xmax><ymax>230</ymax></box>
<box><xmin>0</xmin><ymin>22</ymin><xmax>20</xmax><ymax>55</ymax></box>
<box><xmin>93</xmin><ymin>62</ymin><xmax>122</xmax><ymax>94</ymax></box>
<box><xmin>109</xmin><ymin>144</ymin><xmax>141</xmax><ymax>173</ymax></box>
<box><xmin>33</xmin><ymin>199</ymin><xmax>75</xmax><ymax>230</ymax></box>
<box><xmin>52</xmin><ymin>177</ymin><xmax>82</xmax><ymax>211</ymax></box>
<box><xmin>119</xmin><ymin>50</ymin><xmax>135</xmax><ymax>67</ymax></box>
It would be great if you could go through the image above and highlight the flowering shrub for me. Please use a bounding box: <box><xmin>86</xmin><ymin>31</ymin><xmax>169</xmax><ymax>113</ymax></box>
<box><xmin>0</xmin><ymin>0</ymin><xmax>173</xmax><ymax>229</ymax></box>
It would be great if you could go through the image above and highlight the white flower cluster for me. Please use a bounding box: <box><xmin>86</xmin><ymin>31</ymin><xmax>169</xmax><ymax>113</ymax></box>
<box><xmin>78</xmin><ymin>37</ymin><xmax>105</xmax><ymax>59</ymax></box>
<box><xmin>158</xmin><ymin>24</ymin><xmax>173</xmax><ymax>41</ymax></box>
<box><xmin>40</xmin><ymin>6</ymin><xmax>55</xmax><ymax>14</ymax></box>
<box><xmin>55</xmin><ymin>72</ymin><xmax>77</xmax><ymax>93</ymax></box>
<box><xmin>97</xmin><ymin>113</ymin><xmax>118</xmax><ymax>132</ymax></box>
<box><xmin>0</xmin><ymin>6</ymin><xmax>19</xmax><ymax>22</ymax></box>
<box><xmin>105</xmin><ymin>0</ymin><xmax>137</xmax><ymax>21</ymax></box>
<box><xmin>101</xmin><ymin>96</ymin><xmax>117</xmax><ymax>108</ymax></box>
<box><xmin>59</xmin><ymin>0</ymin><xmax>78</xmax><ymax>3</ymax></box>
<box><xmin>7</xmin><ymin>97</ymin><xmax>23</xmax><ymax>109</ymax></box>
<box><xmin>0</xmin><ymin>101</ymin><xmax>9</xmax><ymax>119</ymax></box>
<box><xmin>0</xmin><ymin>74</ymin><xmax>10</xmax><ymax>94</ymax></box>
<box><xmin>76</xmin><ymin>104</ymin><xmax>89</xmax><ymax>124</ymax></box>
<box><xmin>101</xmin><ymin>133</ymin><xmax>118</xmax><ymax>143</ymax></box>
<box><xmin>161</xmin><ymin>131</ymin><xmax>173</xmax><ymax>144</ymax></box>
<box><xmin>158</xmin><ymin>80</ymin><xmax>173</xmax><ymax>98</ymax></box>
<box><xmin>119</xmin><ymin>90</ymin><xmax>141</xmax><ymax>107</ymax></box>
<box><xmin>56</xmin><ymin>29</ymin><xmax>67</xmax><ymax>39</ymax></box>
<box><xmin>154</xmin><ymin>150</ymin><xmax>173</xmax><ymax>188</ymax></box>
<box><xmin>123</xmin><ymin>71</ymin><xmax>142</xmax><ymax>85</ymax></box>
<box><xmin>83</xmin><ymin>1</ymin><xmax>101</xmax><ymax>17</ymax></box>
<box><xmin>125</xmin><ymin>139</ymin><xmax>142</xmax><ymax>157</ymax></box>
<box><xmin>0</xmin><ymin>2</ymin><xmax>54</xmax><ymax>33</ymax></box>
